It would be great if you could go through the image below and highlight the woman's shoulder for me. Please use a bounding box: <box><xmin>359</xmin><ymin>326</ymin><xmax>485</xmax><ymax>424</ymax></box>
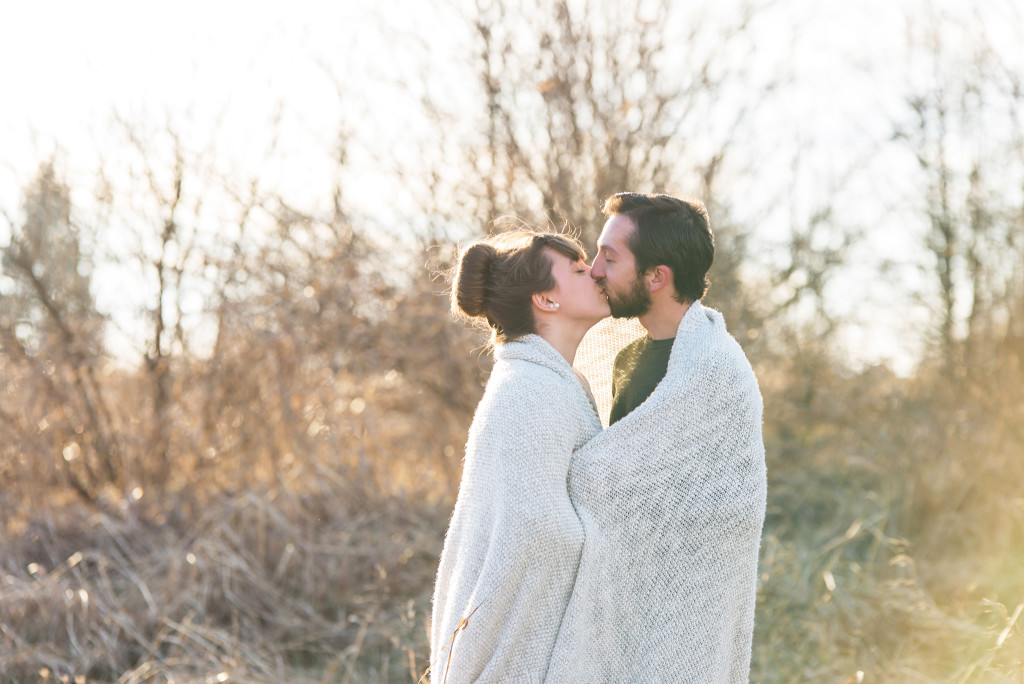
<box><xmin>486</xmin><ymin>356</ymin><xmax>570</xmax><ymax>405</ymax></box>
<box><xmin>477</xmin><ymin>338</ymin><xmax>601</xmax><ymax>431</ymax></box>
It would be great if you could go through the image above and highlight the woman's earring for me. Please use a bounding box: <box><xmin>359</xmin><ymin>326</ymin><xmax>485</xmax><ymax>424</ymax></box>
<box><xmin>552</xmin><ymin>302</ymin><xmax>560</xmax><ymax>309</ymax></box>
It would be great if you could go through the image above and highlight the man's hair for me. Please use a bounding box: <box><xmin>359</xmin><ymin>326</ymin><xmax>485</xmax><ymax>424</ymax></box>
<box><xmin>602</xmin><ymin>192</ymin><xmax>714</xmax><ymax>302</ymax></box>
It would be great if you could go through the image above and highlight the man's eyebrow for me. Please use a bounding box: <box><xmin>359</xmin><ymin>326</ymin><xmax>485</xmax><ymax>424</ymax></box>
<box><xmin>598</xmin><ymin>242</ymin><xmax>619</xmax><ymax>255</ymax></box>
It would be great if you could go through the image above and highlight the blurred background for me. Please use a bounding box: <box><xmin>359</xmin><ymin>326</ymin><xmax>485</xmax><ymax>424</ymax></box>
<box><xmin>1</xmin><ymin>0</ymin><xmax>1022</xmax><ymax>681</ymax></box>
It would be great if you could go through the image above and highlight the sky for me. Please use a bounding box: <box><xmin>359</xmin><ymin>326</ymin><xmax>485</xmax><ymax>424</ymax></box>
<box><xmin>3</xmin><ymin>3</ymin><xmax>355</xmax><ymax>205</ymax></box>
<box><xmin>1</xmin><ymin>0</ymin><xmax>1018</xmax><ymax>373</ymax></box>
<box><xmin>1</xmin><ymin>2</ymin><xmax>397</xmax><ymax>359</ymax></box>
<box><xmin>0</xmin><ymin>0</ymin><xmax>909</xmax><ymax>208</ymax></box>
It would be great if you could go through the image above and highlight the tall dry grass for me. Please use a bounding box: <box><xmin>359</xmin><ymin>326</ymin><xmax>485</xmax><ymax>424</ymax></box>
<box><xmin>752</xmin><ymin>341</ymin><xmax>1024</xmax><ymax>683</ymax></box>
<box><xmin>2</xmin><ymin>224</ymin><xmax>1022</xmax><ymax>681</ymax></box>
<box><xmin>1</xmin><ymin>470</ymin><xmax>446</xmax><ymax>683</ymax></box>
<box><xmin>3</xmin><ymin>340</ymin><xmax>1022</xmax><ymax>682</ymax></box>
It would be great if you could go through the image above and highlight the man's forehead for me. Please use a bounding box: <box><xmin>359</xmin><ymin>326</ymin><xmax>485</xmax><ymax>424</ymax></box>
<box><xmin>598</xmin><ymin>215</ymin><xmax>634</xmax><ymax>251</ymax></box>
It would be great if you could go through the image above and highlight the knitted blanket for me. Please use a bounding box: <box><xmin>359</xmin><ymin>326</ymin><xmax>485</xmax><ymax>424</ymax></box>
<box><xmin>546</xmin><ymin>300</ymin><xmax>766</xmax><ymax>683</ymax></box>
<box><xmin>430</xmin><ymin>335</ymin><xmax>603</xmax><ymax>684</ymax></box>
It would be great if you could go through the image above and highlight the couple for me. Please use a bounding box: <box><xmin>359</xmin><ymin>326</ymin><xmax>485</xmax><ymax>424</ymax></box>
<box><xmin>430</xmin><ymin>193</ymin><xmax>767</xmax><ymax>683</ymax></box>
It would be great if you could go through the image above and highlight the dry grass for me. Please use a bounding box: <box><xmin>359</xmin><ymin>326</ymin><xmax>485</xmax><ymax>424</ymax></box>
<box><xmin>4</xmin><ymin>355</ymin><xmax>1022</xmax><ymax>683</ymax></box>
<box><xmin>2</xmin><ymin>311</ymin><xmax>1022</xmax><ymax>682</ymax></box>
<box><xmin>0</xmin><ymin>471</ymin><xmax>446</xmax><ymax>683</ymax></box>
<box><xmin>751</xmin><ymin>346</ymin><xmax>1024</xmax><ymax>683</ymax></box>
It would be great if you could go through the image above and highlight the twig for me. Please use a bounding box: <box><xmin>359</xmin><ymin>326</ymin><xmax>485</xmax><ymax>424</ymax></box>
<box><xmin>441</xmin><ymin>603</ymin><xmax>481</xmax><ymax>684</ymax></box>
<box><xmin>996</xmin><ymin>602</ymin><xmax>1023</xmax><ymax>648</ymax></box>
<box><xmin>955</xmin><ymin>601</ymin><xmax>1024</xmax><ymax>684</ymax></box>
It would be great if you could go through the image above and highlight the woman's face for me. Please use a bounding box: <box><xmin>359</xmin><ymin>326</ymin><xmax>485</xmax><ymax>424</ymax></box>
<box><xmin>544</xmin><ymin>250</ymin><xmax>611</xmax><ymax>324</ymax></box>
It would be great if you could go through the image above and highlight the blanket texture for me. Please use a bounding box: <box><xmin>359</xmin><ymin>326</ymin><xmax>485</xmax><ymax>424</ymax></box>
<box><xmin>430</xmin><ymin>334</ymin><xmax>602</xmax><ymax>684</ymax></box>
<box><xmin>546</xmin><ymin>300</ymin><xmax>766</xmax><ymax>683</ymax></box>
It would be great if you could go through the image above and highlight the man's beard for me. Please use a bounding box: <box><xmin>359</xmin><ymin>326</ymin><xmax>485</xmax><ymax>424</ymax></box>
<box><xmin>604</xmin><ymin>273</ymin><xmax>651</xmax><ymax>319</ymax></box>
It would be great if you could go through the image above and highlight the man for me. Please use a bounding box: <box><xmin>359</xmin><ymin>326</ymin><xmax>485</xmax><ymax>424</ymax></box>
<box><xmin>545</xmin><ymin>193</ymin><xmax>766</xmax><ymax>683</ymax></box>
<box><xmin>593</xmin><ymin>193</ymin><xmax>716</xmax><ymax>425</ymax></box>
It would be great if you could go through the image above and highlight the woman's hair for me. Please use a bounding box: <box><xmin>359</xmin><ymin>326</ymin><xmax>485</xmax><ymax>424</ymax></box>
<box><xmin>451</xmin><ymin>230</ymin><xmax>587</xmax><ymax>344</ymax></box>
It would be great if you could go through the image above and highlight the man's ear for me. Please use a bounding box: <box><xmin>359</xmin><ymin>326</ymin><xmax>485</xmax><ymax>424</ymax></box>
<box><xmin>646</xmin><ymin>265</ymin><xmax>673</xmax><ymax>293</ymax></box>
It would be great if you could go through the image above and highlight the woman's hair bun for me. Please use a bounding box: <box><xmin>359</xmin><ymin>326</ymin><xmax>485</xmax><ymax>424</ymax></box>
<box><xmin>452</xmin><ymin>241</ymin><xmax>497</xmax><ymax>318</ymax></box>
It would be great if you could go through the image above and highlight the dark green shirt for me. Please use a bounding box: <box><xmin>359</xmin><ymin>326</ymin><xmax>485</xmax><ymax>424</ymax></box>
<box><xmin>608</xmin><ymin>335</ymin><xmax>675</xmax><ymax>425</ymax></box>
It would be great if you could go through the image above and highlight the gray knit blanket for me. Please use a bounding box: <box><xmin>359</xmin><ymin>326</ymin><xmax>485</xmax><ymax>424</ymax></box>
<box><xmin>546</xmin><ymin>300</ymin><xmax>766</xmax><ymax>683</ymax></box>
<box><xmin>430</xmin><ymin>335</ymin><xmax>602</xmax><ymax>684</ymax></box>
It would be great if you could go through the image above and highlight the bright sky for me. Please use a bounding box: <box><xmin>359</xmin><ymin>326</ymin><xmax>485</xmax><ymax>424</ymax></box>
<box><xmin>0</xmin><ymin>1</ymin><xmax>459</xmax><ymax>212</ymax></box>
<box><xmin>0</xmin><ymin>1</ymin><xmax>426</xmax><ymax>359</ymax></box>
<box><xmin>0</xmin><ymin>0</ymin><xmax>940</xmax><ymax>223</ymax></box>
<box><xmin>1</xmin><ymin>0</ymin><xmax>1017</xmax><ymax>373</ymax></box>
<box><xmin>0</xmin><ymin>0</ymin><xmax>898</xmax><ymax>202</ymax></box>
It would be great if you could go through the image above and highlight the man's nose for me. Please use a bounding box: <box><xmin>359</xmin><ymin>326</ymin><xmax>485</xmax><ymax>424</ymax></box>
<box><xmin>590</xmin><ymin>259</ymin><xmax>604</xmax><ymax>279</ymax></box>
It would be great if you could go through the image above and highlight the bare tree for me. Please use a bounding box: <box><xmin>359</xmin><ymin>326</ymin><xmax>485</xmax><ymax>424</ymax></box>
<box><xmin>437</xmin><ymin>0</ymin><xmax>782</xmax><ymax>242</ymax></box>
<box><xmin>1</xmin><ymin>161</ymin><xmax>118</xmax><ymax>503</ymax></box>
<box><xmin>894</xmin><ymin>3</ymin><xmax>1024</xmax><ymax>376</ymax></box>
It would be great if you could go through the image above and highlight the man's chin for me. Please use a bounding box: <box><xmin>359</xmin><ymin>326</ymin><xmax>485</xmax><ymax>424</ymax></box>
<box><xmin>608</xmin><ymin>303</ymin><xmax>649</xmax><ymax>319</ymax></box>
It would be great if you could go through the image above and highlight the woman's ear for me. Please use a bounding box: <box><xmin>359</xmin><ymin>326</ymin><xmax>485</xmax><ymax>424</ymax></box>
<box><xmin>532</xmin><ymin>292</ymin><xmax>560</xmax><ymax>313</ymax></box>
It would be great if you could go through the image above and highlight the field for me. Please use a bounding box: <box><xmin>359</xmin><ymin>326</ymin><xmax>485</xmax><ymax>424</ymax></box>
<box><xmin>2</xmin><ymin>310</ymin><xmax>1022</xmax><ymax>682</ymax></box>
<box><xmin>3</xmin><ymin>2</ymin><xmax>1024</xmax><ymax>679</ymax></box>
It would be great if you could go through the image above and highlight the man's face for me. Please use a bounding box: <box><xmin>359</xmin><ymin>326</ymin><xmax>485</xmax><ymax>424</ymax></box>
<box><xmin>591</xmin><ymin>214</ymin><xmax>651</xmax><ymax>319</ymax></box>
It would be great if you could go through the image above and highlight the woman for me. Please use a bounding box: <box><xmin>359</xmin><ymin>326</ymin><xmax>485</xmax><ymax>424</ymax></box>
<box><xmin>429</xmin><ymin>230</ymin><xmax>609</xmax><ymax>684</ymax></box>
